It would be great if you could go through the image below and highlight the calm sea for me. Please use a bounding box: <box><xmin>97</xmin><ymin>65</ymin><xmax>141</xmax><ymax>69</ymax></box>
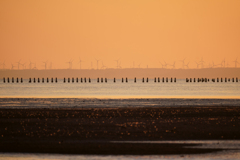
<box><xmin>0</xmin><ymin>79</ymin><xmax>239</xmax><ymax>98</ymax></box>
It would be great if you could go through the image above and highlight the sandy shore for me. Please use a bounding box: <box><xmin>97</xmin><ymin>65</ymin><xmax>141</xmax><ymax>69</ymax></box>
<box><xmin>0</xmin><ymin>106</ymin><xmax>240</xmax><ymax>155</ymax></box>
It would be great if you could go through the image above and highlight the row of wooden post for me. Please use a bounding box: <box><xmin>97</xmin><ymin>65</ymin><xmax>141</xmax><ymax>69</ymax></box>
<box><xmin>186</xmin><ymin>77</ymin><xmax>239</xmax><ymax>83</ymax></box>
<box><xmin>2</xmin><ymin>77</ymin><xmax>177</xmax><ymax>83</ymax></box>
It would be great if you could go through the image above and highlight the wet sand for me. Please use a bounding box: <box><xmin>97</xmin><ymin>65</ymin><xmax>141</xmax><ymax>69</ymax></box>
<box><xmin>0</xmin><ymin>106</ymin><xmax>240</xmax><ymax>155</ymax></box>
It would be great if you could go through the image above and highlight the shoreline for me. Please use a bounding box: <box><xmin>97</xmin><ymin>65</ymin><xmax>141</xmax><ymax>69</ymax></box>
<box><xmin>1</xmin><ymin>106</ymin><xmax>240</xmax><ymax>155</ymax></box>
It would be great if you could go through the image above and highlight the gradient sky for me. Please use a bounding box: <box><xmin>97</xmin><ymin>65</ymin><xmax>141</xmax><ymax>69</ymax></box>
<box><xmin>0</xmin><ymin>0</ymin><xmax>240</xmax><ymax>69</ymax></box>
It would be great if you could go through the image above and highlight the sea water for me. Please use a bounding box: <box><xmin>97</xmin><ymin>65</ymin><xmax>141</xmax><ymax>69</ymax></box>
<box><xmin>0</xmin><ymin>79</ymin><xmax>240</xmax><ymax>98</ymax></box>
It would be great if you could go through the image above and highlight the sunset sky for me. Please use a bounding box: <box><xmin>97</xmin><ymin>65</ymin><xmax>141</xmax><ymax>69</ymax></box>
<box><xmin>0</xmin><ymin>0</ymin><xmax>240</xmax><ymax>69</ymax></box>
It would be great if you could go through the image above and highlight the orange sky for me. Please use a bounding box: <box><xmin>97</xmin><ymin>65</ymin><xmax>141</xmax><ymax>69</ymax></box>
<box><xmin>0</xmin><ymin>0</ymin><xmax>240</xmax><ymax>69</ymax></box>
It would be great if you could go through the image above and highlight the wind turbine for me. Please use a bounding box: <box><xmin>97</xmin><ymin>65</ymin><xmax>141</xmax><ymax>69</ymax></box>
<box><xmin>233</xmin><ymin>58</ymin><xmax>239</xmax><ymax>68</ymax></box>
<box><xmin>2</xmin><ymin>61</ymin><xmax>6</xmax><ymax>69</ymax></box>
<box><xmin>114</xmin><ymin>59</ymin><xmax>120</xmax><ymax>69</ymax></box>
<box><xmin>29</xmin><ymin>61</ymin><xmax>34</xmax><ymax>69</ymax></box>
<box><xmin>78</xmin><ymin>58</ymin><xmax>84</xmax><ymax>69</ymax></box>
<box><xmin>43</xmin><ymin>61</ymin><xmax>48</xmax><ymax>69</ymax></box>
<box><xmin>66</xmin><ymin>60</ymin><xmax>73</xmax><ymax>69</ymax></box>
<box><xmin>199</xmin><ymin>57</ymin><xmax>205</xmax><ymax>68</ymax></box>
<box><xmin>95</xmin><ymin>59</ymin><xmax>100</xmax><ymax>70</ymax></box>
<box><xmin>184</xmin><ymin>62</ymin><xmax>190</xmax><ymax>69</ymax></box>
<box><xmin>195</xmin><ymin>61</ymin><xmax>200</xmax><ymax>69</ymax></box>
<box><xmin>221</xmin><ymin>58</ymin><xmax>226</xmax><ymax>68</ymax></box>
<box><xmin>101</xmin><ymin>61</ymin><xmax>107</xmax><ymax>69</ymax></box>
<box><xmin>11</xmin><ymin>63</ymin><xmax>15</xmax><ymax>70</ymax></box>
<box><xmin>159</xmin><ymin>61</ymin><xmax>166</xmax><ymax>68</ymax></box>
<box><xmin>170</xmin><ymin>61</ymin><xmax>176</xmax><ymax>69</ymax></box>
<box><xmin>16</xmin><ymin>60</ymin><xmax>21</xmax><ymax>70</ymax></box>
<box><xmin>21</xmin><ymin>62</ymin><xmax>26</xmax><ymax>69</ymax></box>
<box><xmin>180</xmin><ymin>59</ymin><xmax>185</xmax><ymax>69</ymax></box>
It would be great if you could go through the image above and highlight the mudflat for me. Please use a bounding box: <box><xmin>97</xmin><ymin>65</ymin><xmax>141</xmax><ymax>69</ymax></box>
<box><xmin>0</xmin><ymin>106</ymin><xmax>240</xmax><ymax>155</ymax></box>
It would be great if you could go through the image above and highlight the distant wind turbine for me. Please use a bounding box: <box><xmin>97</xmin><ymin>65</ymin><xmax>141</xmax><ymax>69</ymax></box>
<box><xmin>95</xmin><ymin>59</ymin><xmax>100</xmax><ymax>70</ymax></box>
<box><xmin>16</xmin><ymin>60</ymin><xmax>21</xmax><ymax>70</ymax></box>
<box><xmin>43</xmin><ymin>61</ymin><xmax>48</xmax><ymax>70</ymax></box>
<box><xmin>11</xmin><ymin>63</ymin><xmax>15</xmax><ymax>70</ymax></box>
<box><xmin>199</xmin><ymin>57</ymin><xmax>205</xmax><ymax>68</ymax></box>
<box><xmin>195</xmin><ymin>61</ymin><xmax>200</xmax><ymax>69</ymax></box>
<box><xmin>233</xmin><ymin>58</ymin><xmax>239</xmax><ymax>68</ymax></box>
<box><xmin>1</xmin><ymin>61</ymin><xmax>6</xmax><ymax>69</ymax></box>
<box><xmin>180</xmin><ymin>58</ymin><xmax>185</xmax><ymax>69</ymax></box>
<box><xmin>114</xmin><ymin>59</ymin><xmax>120</xmax><ymax>69</ymax></box>
<box><xmin>66</xmin><ymin>60</ymin><xmax>73</xmax><ymax>69</ymax></box>
<box><xmin>78</xmin><ymin>58</ymin><xmax>84</xmax><ymax>69</ymax></box>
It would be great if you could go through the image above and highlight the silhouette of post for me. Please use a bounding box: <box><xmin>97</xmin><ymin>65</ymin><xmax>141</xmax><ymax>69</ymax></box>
<box><xmin>202</xmin><ymin>78</ymin><xmax>204</xmax><ymax>82</ymax></box>
<box><xmin>236</xmin><ymin>78</ymin><xmax>238</xmax><ymax>82</ymax></box>
<box><xmin>51</xmin><ymin>78</ymin><xmax>53</xmax><ymax>83</ymax></box>
<box><xmin>126</xmin><ymin>77</ymin><xmax>128</xmax><ymax>83</ymax></box>
<box><xmin>38</xmin><ymin>78</ymin><xmax>40</xmax><ymax>83</ymax></box>
<box><xmin>29</xmin><ymin>78</ymin><xmax>31</xmax><ymax>83</ymax></box>
<box><xmin>217</xmin><ymin>78</ymin><xmax>219</xmax><ymax>82</ymax></box>
<box><xmin>205</xmin><ymin>78</ymin><xmax>207</xmax><ymax>82</ymax></box>
<box><xmin>89</xmin><ymin>78</ymin><xmax>91</xmax><ymax>83</ymax></box>
<box><xmin>193</xmin><ymin>78</ymin><xmax>196</xmax><ymax>82</ymax></box>
<box><xmin>12</xmin><ymin>77</ymin><xmax>14</xmax><ymax>83</ymax></box>
<box><xmin>228</xmin><ymin>78</ymin><xmax>230</xmax><ymax>82</ymax></box>
<box><xmin>105</xmin><ymin>78</ymin><xmax>107</xmax><ymax>83</ymax></box>
<box><xmin>186</xmin><ymin>78</ymin><xmax>189</xmax><ymax>82</ymax></box>
<box><xmin>154</xmin><ymin>77</ymin><xmax>156</xmax><ymax>83</ymax></box>
<box><xmin>142</xmin><ymin>77</ymin><xmax>144</xmax><ymax>83</ymax></box>
<box><xmin>158</xmin><ymin>77</ymin><xmax>160</xmax><ymax>83</ymax></box>
<box><xmin>114</xmin><ymin>78</ymin><xmax>116</xmax><ymax>83</ymax></box>
<box><xmin>122</xmin><ymin>78</ymin><xmax>124</xmax><ymax>83</ymax></box>
<box><xmin>7</xmin><ymin>77</ymin><xmax>10</xmax><ymax>83</ymax></box>
<box><xmin>101</xmin><ymin>78</ymin><xmax>103</xmax><ymax>83</ymax></box>
<box><xmin>16</xmin><ymin>77</ymin><xmax>19</xmax><ymax>83</ymax></box>
<box><xmin>166</xmin><ymin>77</ymin><xmax>168</xmax><ymax>83</ymax></box>
<box><xmin>225</xmin><ymin>77</ymin><xmax>227</xmax><ymax>82</ymax></box>
<box><xmin>190</xmin><ymin>78</ymin><xmax>192</xmax><ymax>82</ymax></box>
<box><xmin>68</xmin><ymin>78</ymin><xmax>70</xmax><ymax>83</ymax></box>
<box><xmin>146</xmin><ymin>77</ymin><xmax>148</xmax><ymax>83</ymax></box>
<box><xmin>21</xmin><ymin>78</ymin><xmax>23</xmax><ymax>83</ymax></box>
<box><xmin>64</xmin><ymin>78</ymin><xmax>66</xmax><ymax>83</ymax></box>
<box><xmin>174</xmin><ymin>78</ymin><xmax>176</xmax><ymax>82</ymax></box>
<box><xmin>76</xmin><ymin>78</ymin><xmax>78</xmax><ymax>83</ymax></box>
<box><xmin>3</xmin><ymin>77</ymin><xmax>5</xmax><ymax>83</ymax></box>
<box><xmin>72</xmin><ymin>77</ymin><xmax>74</xmax><ymax>83</ymax></box>
<box><xmin>134</xmin><ymin>77</ymin><xmax>136</xmax><ymax>83</ymax></box>
<box><xmin>221</xmin><ymin>78</ymin><xmax>223</xmax><ymax>82</ymax></box>
<box><xmin>232</xmin><ymin>78</ymin><xmax>234</xmax><ymax>82</ymax></box>
<box><xmin>42</xmin><ymin>78</ymin><xmax>44</xmax><ymax>83</ymax></box>
<box><xmin>97</xmin><ymin>78</ymin><xmax>99</xmax><ymax>83</ymax></box>
<box><xmin>171</xmin><ymin>77</ymin><xmax>173</xmax><ymax>83</ymax></box>
<box><xmin>47</xmin><ymin>78</ymin><xmax>49</xmax><ymax>83</ymax></box>
<box><xmin>81</xmin><ymin>78</ymin><xmax>83</xmax><ymax>83</ymax></box>
<box><xmin>162</xmin><ymin>77</ymin><xmax>164</xmax><ymax>83</ymax></box>
<box><xmin>84</xmin><ymin>77</ymin><xmax>87</xmax><ymax>83</ymax></box>
<box><xmin>33</xmin><ymin>78</ymin><xmax>36</xmax><ymax>83</ymax></box>
<box><xmin>55</xmin><ymin>78</ymin><xmax>57</xmax><ymax>83</ymax></box>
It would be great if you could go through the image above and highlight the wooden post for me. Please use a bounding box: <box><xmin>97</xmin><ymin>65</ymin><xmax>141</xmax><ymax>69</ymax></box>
<box><xmin>134</xmin><ymin>77</ymin><xmax>136</xmax><ymax>83</ymax></box>
<box><xmin>47</xmin><ymin>78</ymin><xmax>49</xmax><ymax>83</ymax></box>
<box><xmin>166</xmin><ymin>77</ymin><xmax>168</xmax><ymax>83</ymax></box>
<box><xmin>221</xmin><ymin>78</ymin><xmax>223</xmax><ymax>82</ymax></box>
<box><xmin>42</xmin><ymin>78</ymin><xmax>44</xmax><ymax>83</ymax></box>
<box><xmin>81</xmin><ymin>78</ymin><xmax>83</xmax><ymax>83</ymax></box>
<box><xmin>126</xmin><ymin>77</ymin><xmax>128</xmax><ymax>83</ymax></box>
<box><xmin>114</xmin><ymin>78</ymin><xmax>116</xmax><ymax>83</ymax></box>
<box><xmin>101</xmin><ymin>78</ymin><xmax>103</xmax><ymax>83</ymax></box>
<box><xmin>12</xmin><ymin>77</ymin><xmax>14</xmax><ymax>83</ymax></box>
<box><xmin>228</xmin><ymin>78</ymin><xmax>230</xmax><ymax>82</ymax></box>
<box><xmin>21</xmin><ymin>78</ymin><xmax>23</xmax><ymax>83</ymax></box>
<box><xmin>146</xmin><ymin>77</ymin><xmax>148</xmax><ymax>83</ymax></box>
<box><xmin>205</xmin><ymin>78</ymin><xmax>207</xmax><ymax>82</ymax></box>
<box><xmin>236</xmin><ymin>78</ymin><xmax>238</xmax><ymax>82</ymax></box>
<box><xmin>193</xmin><ymin>78</ymin><xmax>196</xmax><ymax>82</ymax></box>
<box><xmin>64</xmin><ymin>78</ymin><xmax>66</xmax><ymax>83</ymax></box>
<box><xmin>68</xmin><ymin>78</ymin><xmax>70</xmax><ymax>83</ymax></box>
<box><xmin>29</xmin><ymin>78</ymin><xmax>31</xmax><ymax>83</ymax></box>
<box><xmin>232</xmin><ymin>78</ymin><xmax>234</xmax><ymax>82</ymax></box>
<box><xmin>89</xmin><ymin>78</ymin><xmax>91</xmax><ymax>83</ymax></box>
<box><xmin>97</xmin><ymin>78</ymin><xmax>99</xmax><ymax>83</ymax></box>
<box><xmin>158</xmin><ymin>77</ymin><xmax>160</xmax><ymax>83</ymax></box>
<box><xmin>38</xmin><ymin>78</ymin><xmax>40</xmax><ymax>83</ymax></box>
<box><xmin>186</xmin><ymin>78</ymin><xmax>189</xmax><ymax>82</ymax></box>
<box><xmin>16</xmin><ymin>77</ymin><xmax>19</xmax><ymax>83</ymax></box>
<box><xmin>84</xmin><ymin>77</ymin><xmax>87</xmax><ymax>83</ymax></box>
<box><xmin>174</xmin><ymin>78</ymin><xmax>176</xmax><ymax>83</ymax></box>
<box><xmin>142</xmin><ymin>77</ymin><xmax>144</xmax><ymax>83</ymax></box>
<box><xmin>154</xmin><ymin>77</ymin><xmax>156</xmax><ymax>83</ymax></box>
<box><xmin>105</xmin><ymin>78</ymin><xmax>107</xmax><ymax>83</ymax></box>
<box><xmin>76</xmin><ymin>77</ymin><xmax>78</xmax><ymax>83</ymax></box>
<box><xmin>72</xmin><ymin>77</ymin><xmax>74</xmax><ymax>83</ymax></box>
<box><xmin>3</xmin><ymin>77</ymin><xmax>5</xmax><ymax>83</ymax></box>
<box><xmin>7</xmin><ymin>77</ymin><xmax>10</xmax><ymax>83</ymax></box>
<box><xmin>190</xmin><ymin>78</ymin><xmax>192</xmax><ymax>82</ymax></box>
<box><xmin>55</xmin><ymin>78</ymin><xmax>57</xmax><ymax>83</ymax></box>
<box><xmin>225</xmin><ymin>78</ymin><xmax>227</xmax><ymax>82</ymax></box>
<box><xmin>162</xmin><ymin>77</ymin><xmax>164</xmax><ymax>83</ymax></box>
<box><xmin>122</xmin><ymin>78</ymin><xmax>124</xmax><ymax>83</ymax></box>
<box><xmin>171</xmin><ymin>77</ymin><xmax>173</xmax><ymax>83</ymax></box>
<box><xmin>51</xmin><ymin>78</ymin><xmax>53</xmax><ymax>83</ymax></box>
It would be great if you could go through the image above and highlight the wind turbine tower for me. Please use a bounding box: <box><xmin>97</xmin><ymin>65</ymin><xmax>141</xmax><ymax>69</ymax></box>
<box><xmin>233</xmin><ymin>58</ymin><xmax>239</xmax><ymax>68</ymax></box>
<box><xmin>95</xmin><ymin>59</ymin><xmax>100</xmax><ymax>70</ymax></box>
<box><xmin>43</xmin><ymin>61</ymin><xmax>48</xmax><ymax>69</ymax></box>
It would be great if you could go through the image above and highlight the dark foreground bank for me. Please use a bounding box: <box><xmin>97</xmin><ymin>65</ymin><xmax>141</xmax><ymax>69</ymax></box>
<box><xmin>0</xmin><ymin>106</ymin><xmax>240</xmax><ymax>155</ymax></box>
